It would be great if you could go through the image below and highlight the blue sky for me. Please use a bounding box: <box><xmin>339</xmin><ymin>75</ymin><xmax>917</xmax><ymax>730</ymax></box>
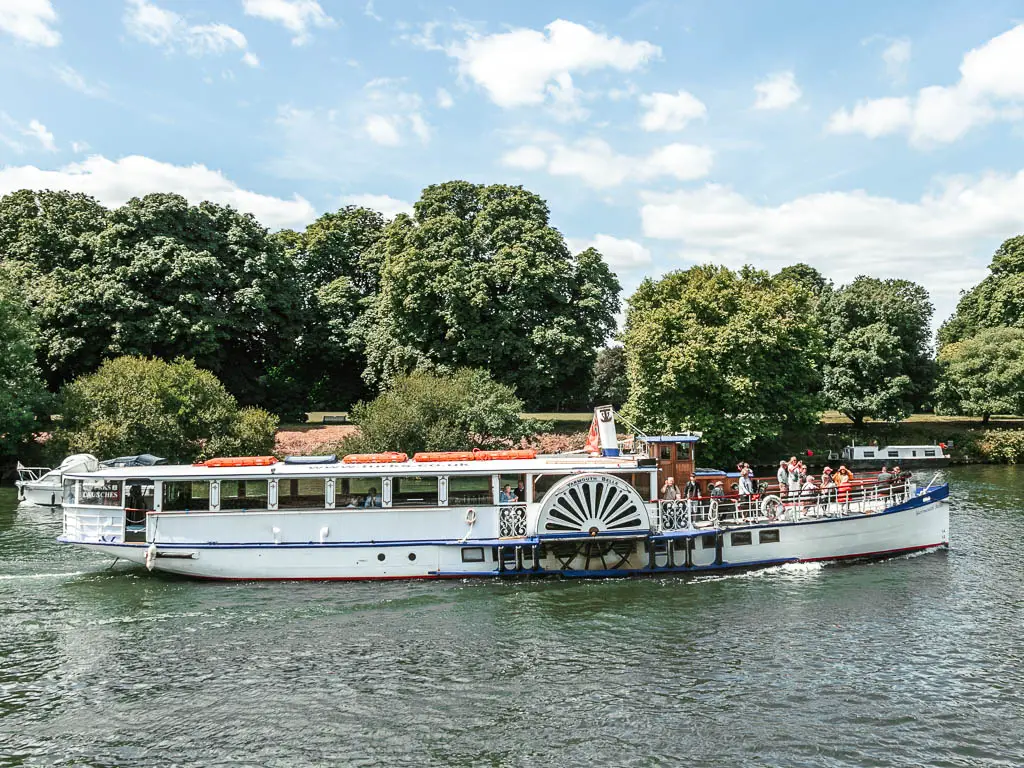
<box><xmin>2</xmin><ymin>0</ymin><xmax>1024</xmax><ymax>329</ymax></box>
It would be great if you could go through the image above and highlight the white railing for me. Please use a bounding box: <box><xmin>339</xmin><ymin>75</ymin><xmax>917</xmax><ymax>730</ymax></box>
<box><xmin>498</xmin><ymin>504</ymin><xmax>528</xmax><ymax>537</ymax></box>
<box><xmin>654</xmin><ymin>479</ymin><xmax>917</xmax><ymax>531</ymax></box>
<box><xmin>63</xmin><ymin>504</ymin><xmax>124</xmax><ymax>543</ymax></box>
<box><xmin>16</xmin><ymin>463</ymin><xmax>50</xmax><ymax>483</ymax></box>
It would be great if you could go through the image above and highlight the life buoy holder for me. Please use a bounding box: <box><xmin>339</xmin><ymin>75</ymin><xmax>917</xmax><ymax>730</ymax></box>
<box><xmin>413</xmin><ymin>451</ymin><xmax>476</xmax><ymax>462</ymax></box>
<box><xmin>341</xmin><ymin>452</ymin><xmax>408</xmax><ymax>464</ymax></box>
<box><xmin>471</xmin><ymin>448</ymin><xmax>538</xmax><ymax>460</ymax></box>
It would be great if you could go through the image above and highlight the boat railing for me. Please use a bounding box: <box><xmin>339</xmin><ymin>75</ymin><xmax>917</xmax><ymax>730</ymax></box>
<box><xmin>497</xmin><ymin>504</ymin><xmax>528</xmax><ymax>538</ymax></box>
<box><xmin>655</xmin><ymin>478</ymin><xmax>916</xmax><ymax>531</ymax></box>
<box><xmin>16</xmin><ymin>462</ymin><xmax>51</xmax><ymax>483</ymax></box>
<box><xmin>63</xmin><ymin>504</ymin><xmax>124</xmax><ymax>543</ymax></box>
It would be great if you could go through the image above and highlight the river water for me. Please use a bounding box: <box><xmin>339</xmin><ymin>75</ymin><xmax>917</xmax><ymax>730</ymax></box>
<box><xmin>1</xmin><ymin>465</ymin><xmax>1022</xmax><ymax>767</ymax></box>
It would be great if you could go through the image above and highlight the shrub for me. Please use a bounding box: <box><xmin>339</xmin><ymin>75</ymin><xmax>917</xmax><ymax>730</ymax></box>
<box><xmin>977</xmin><ymin>430</ymin><xmax>1024</xmax><ymax>464</ymax></box>
<box><xmin>344</xmin><ymin>368</ymin><xmax>532</xmax><ymax>454</ymax></box>
<box><xmin>53</xmin><ymin>356</ymin><xmax>273</xmax><ymax>462</ymax></box>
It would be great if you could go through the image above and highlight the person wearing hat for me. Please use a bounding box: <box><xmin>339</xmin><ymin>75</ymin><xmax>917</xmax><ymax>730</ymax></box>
<box><xmin>776</xmin><ymin>460</ymin><xmax>789</xmax><ymax>499</ymax></box>
<box><xmin>820</xmin><ymin>467</ymin><xmax>836</xmax><ymax>513</ymax></box>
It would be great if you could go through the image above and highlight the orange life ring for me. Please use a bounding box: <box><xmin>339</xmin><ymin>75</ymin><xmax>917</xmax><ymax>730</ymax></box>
<box><xmin>194</xmin><ymin>456</ymin><xmax>279</xmax><ymax>468</ymax></box>
<box><xmin>413</xmin><ymin>451</ymin><xmax>477</xmax><ymax>462</ymax></box>
<box><xmin>471</xmin><ymin>449</ymin><xmax>538</xmax><ymax>460</ymax></box>
<box><xmin>341</xmin><ymin>452</ymin><xmax>408</xmax><ymax>464</ymax></box>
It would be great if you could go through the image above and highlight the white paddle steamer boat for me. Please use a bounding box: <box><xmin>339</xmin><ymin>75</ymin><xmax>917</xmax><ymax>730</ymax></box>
<box><xmin>58</xmin><ymin>408</ymin><xmax>950</xmax><ymax>580</ymax></box>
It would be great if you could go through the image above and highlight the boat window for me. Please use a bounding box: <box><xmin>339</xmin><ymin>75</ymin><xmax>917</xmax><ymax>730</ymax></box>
<box><xmin>336</xmin><ymin>477</ymin><xmax>383</xmax><ymax>508</ymax></box>
<box><xmin>925</xmin><ymin>449</ymin><xmax>936</xmax><ymax>457</ymax></box>
<box><xmin>759</xmin><ymin>529</ymin><xmax>780</xmax><ymax>544</ymax></box>
<box><xmin>499</xmin><ymin>474</ymin><xmax>527</xmax><ymax>504</ymax></box>
<box><xmin>279</xmin><ymin>477</ymin><xmax>326</xmax><ymax>509</ymax></box>
<box><xmin>912</xmin><ymin>450</ymin><xmax>918</xmax><ymax>457</ymax></box>
<box><xmin>700</xmin><ymin>534</ymin><xmax>716</xmax><ymax>549</ymax></box>
<box><xmin>392</xmin><ymin>476</ymin><xmax>439</xmax><ymax>507</ymax></box>
<box><xmin>659</xmin><ymin>445</ymin><xmax>673</xmax><ymax>461</ymax></box>
<box><xmin>79</xmin><ymin>478</ymin><xmax>123</xmax><ymax>507</ymax></box>
<box><xmin>730</xmin><ymin>532</ymin><xmax>753</xmax><ymax>546</ymax></box>
<box><xmin>863</xmin><ymin>450</ymin><xmax>875</xmax><ymax>458</ymax></box>
<box><xmin>461</xmin><ymin>547</ymin><xmax>485</xmax><ymax>563</ymax></box>
<box><xmin>124</xmin><ymin>481</ymin><xmax>155</xmax><ymax>513</ymax></box>
<box><xmin>63</xmin><ymin>479</ymin><xmax>79</xmax><ymax>505</ymax></box>
<box><xmin>221</xmin><ymin>480</ymin><xmax>269</xmax><ymax>511</ymax></box>
<box><xmin>162</xmin><ymin>481</ymin><xmax>210</xmax><ymax>512</ymax></box>
<box><xmin>888</xmin><ymin>450</ymin><xmax>899</xmax><ymax>458</ymax></box>
<box><xmin>614</xmin><ymin>472</ymin><xmax>651</xmax><ymax>501</ymax></box>
<box><xmin>450</xmin><ymin>475</ymin><xmax>491</xmax><ymax>506</ymax></box>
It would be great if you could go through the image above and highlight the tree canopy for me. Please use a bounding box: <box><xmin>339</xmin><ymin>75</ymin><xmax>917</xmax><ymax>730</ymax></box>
<box><xmin>0</xmin><ymin>267</ymin><xmax>49</xmax><ymax>457</ymax></box>
<box><xmin>821</xmin><ymin>276</ymin><xmax>934</xmax><ymax>424</ymax></box>
<box><xmin>53</xmin><ymin>356</ymin><xmax>278</xmax><ymax>462</ymax></box>
<box><xmin>590</xmin><ymin>346</ymin><xmax>629</xmax><ymax>410</ymax></box>
<box><xmin>935</xmin><ymin>327</ymin><xmax>1024</xmax><ymax>422</ymax></box>
<box><xmin>343</xmin><ymin>368</ymin><xmax>532</xmax><ymax>454</ymax></box>
<box><xmin>364</xmin><ymin>181</ymin><xmax>620</xmax><ymax>409</ymax></box>
<box><xmin>622</xmin><ymin>265</ymin><xmax>824</xmax><ymax>463</ymax></box>
<box><xmin>939</xmin><ymin>235</ymin><xmax>1024</xmax><ymax>346</ymax></box>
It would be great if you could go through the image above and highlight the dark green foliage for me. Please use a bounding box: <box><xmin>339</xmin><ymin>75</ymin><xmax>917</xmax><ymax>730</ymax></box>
<box><xmin>939</xmin><ymin>235</ymin><xmax>1024</xmax><ymax>346</ymax></box>
<box><xmin>364</xmin><ymin>181</ymin><xmax>620</xmax><ymax>409</ymax></box>
<box><xmin>590</xmin><ymin>346</ymin><xmax>629</xmax><ymax>410</ymax></box>
<box><xmin>936</xmin><ymin>327</ymin><xmax>1024</xmax><ymax>422</ymax></box>
<box><xmin>0</xmin><ymin>267</ymin><xmax>50</xmax><ymax>457</ymax></box>
<box><xmin>821</xmin><ymin>276</ymin><xmax>934</xmax><ymax>424</ymax></box>
<box><xmin>343</xmin><ymin>369</ymin><xmax>532</xmax><ymax>455</ymax></box>
<box><xmin>622</xmin><ymin>265</ymin><xmax>825</xmax><ymax>464</ymax></box>
<box><xmin>53</xmin><ymin>356</ymin><xmax>278</xmax><ymax>462</ymax></box>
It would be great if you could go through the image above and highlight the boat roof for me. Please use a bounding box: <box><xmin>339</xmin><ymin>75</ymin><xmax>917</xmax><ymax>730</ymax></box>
<box><xmin>66</xmin><ymin>455</ymin><xmax>654</xmax><ymax>481</ymax></box>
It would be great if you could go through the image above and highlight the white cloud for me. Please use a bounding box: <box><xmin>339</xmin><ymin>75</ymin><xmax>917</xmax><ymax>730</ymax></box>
<box><xmin>409</xmin><ymin>113</ymin><xmax>430</xmax><ymax>143</ymax></box>
<box><xmin>501</xmin><ymin>145</ymin><xmax>548</xmax><ymax>170</ymax></box>
<box><xmin>442</xmin><ymin>19</ymin><xmax>660</xmax><ymax>109</ymax></box>
<box><xmin>0</xmin><ymin>0</ymin><xmax>60</xmax><ymax>46</ymax></box>
<box><xmin>568</xmin><ymin>234</ymin><xmax>653</xmax><ymax>271</ymax></box>
<box><xmin>436</xmin><ymin>87</ymin><xmax>454</xmax><ymax>109</ymax></box>
<box><xmin>0</xmin><ymin>155</ymin><xmax>315</xmax><ymax>229</ymax></box>
<box><xmin>71</xmin><ymin>141</ymin><xmax>89</xmax><ymax>153</ymax></box>
<box><xmin>242</xmin><ymin>0</ymin><xmax>334</xmax><ymax>45</ymax></box>
<box><xmin>829</xmin><ymin>24</ymin><xmax>1024</xmax><ymax>146</ymax></box>
<box><xmin>124</xmin><ymin>0</ymin><xmax>255</xmax><ymax>66</ymax></box>
<box><xmin>53</xmin><ymin>65</ymin><xmax>108</xmax><ymax>98</ymax></box>
<box><xmin>827</xmin><ymin>97</ymin><xmax>912</xmax><ymax>138</ymax></box>
<box><xmin>639</xmin><ymin>90</ymin><xmax>707</xmax><ymax>131</ymax></box>
<box><xmin>640</xmin><ymin>169</ymin><xmax>1024</xmax><ymax>322</ymax></box>
<box><xmin>509</xmin><ymin>137</ymin><xmax>713</xmax><ymax>188</ymax></box>
<box><xmin>241</xmin><ymin>51</ymin><xmax>260</xmax><ymax>68</ymax></box>
<box><xmin>753</xmin><ymin>71</ymin><xmax>801</xmax><ymax>110</ymax></box>
<box><xmin>23</xmin><ymin>119</ymin><xmax>55</xmax><ymax>151</ymax></box>
<box><xmin>882</xmin><ymin>38</ymin><xmax>911</xmax><ymax>83</ymax></box>
<box><xmin>364</xmin><ymin>114</ymin><xmax>401</xmax><ymax>145</ymax></box>
<box><xmin>340</xmin><ymin>193</ymin><xmax>413</xmax><ymax>218</ymax></box>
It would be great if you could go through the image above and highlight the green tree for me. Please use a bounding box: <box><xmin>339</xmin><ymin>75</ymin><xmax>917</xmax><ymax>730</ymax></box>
<box><xmin>776</xmin><ymin>263</ymin><xmax>833</xmax><ymax>300</ymax></box>
<box><xmin>344</xmin><ymin>368</ymin><xmax>532</xmax><ymax>454</ymax></box>
<box><xmin>939</xmin><ymin>235</ymin><xmax>1024</xmax><ymax>345</ymax></box>
<box><xmin>935</xmin><ymin>327</ymin><xmax>1024</xmax><ymax>423</ymax></box>
<box><xmin>0</xmin><ymin>267</ymin><xmax>49</xmax><ymax>457</ymax></box>
<box><xmin>364</xmin><ymin>182</ymin><xmax>620</xmax><ymax>409</ymax></box>
<box><xmin>53</xmin><ymin>356</ymin><xmax>278</xmax><ymax>462</ymax></box>
<box><xmin>622</xmin><ymin>265</ymin><xmax>824</xmax><ymax>464</ymax></box>
<box><xmin>590</xmin><ymin>346</ymin><xmax>629</xmax><ymax>410</ymax></box>
<box><xmin>821</xmin><ymin>276</ymin><xmax>934</xmax><ymax>424</ymax></box>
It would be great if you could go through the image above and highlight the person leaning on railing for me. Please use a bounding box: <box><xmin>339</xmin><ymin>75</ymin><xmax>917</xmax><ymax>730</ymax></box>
<box><xmin>660</xmin><ymin>477</ymin><xmax>679</xmax><ymax>501</ymax></box>
<box><xmin>876</xmin><ymin>465</ymin><xmax>893</xmax><ymax>497</ymax></box>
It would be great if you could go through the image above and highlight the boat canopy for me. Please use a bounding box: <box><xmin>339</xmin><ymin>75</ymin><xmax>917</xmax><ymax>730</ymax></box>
<box><xmin>100</xmin><ymin>454</ymin><xmax>167</xmax><ymax>468</ymax></box>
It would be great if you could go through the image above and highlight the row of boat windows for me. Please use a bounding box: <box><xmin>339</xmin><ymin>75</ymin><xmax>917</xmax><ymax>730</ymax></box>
<box><xmin>65</xmin><ymin>473</ymin><xmax>654</xmax><ymax>511</ymax></box>
<box><xmin>860</xmin><ymin>449</ymin><xmax>937</xmax><ymax>458</ymax></box>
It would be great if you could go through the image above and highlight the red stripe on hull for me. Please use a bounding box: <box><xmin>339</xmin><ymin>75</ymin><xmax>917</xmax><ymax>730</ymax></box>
<box><xmin>799</xmin><ymin>542</ymin><xmax>948</xmax><ymax>563</ymax></box>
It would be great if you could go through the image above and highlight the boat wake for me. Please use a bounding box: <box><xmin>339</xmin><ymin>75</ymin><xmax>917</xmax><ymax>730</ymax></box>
<box><xmin>690</xmin><ymin>561</ymin><xmax>827</xmax><ymax>584</ymax></box>
<box><xmin>0</xmin><ymin>570</ymin><xmax>90</xmax><ymax>581</ymax></box>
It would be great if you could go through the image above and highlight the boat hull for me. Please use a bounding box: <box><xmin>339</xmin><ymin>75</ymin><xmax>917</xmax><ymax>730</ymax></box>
<box><xmin>16</xmin><ymin>482</ymin><xmax>62</xmax><ymax>506</ymax></box>
<box><xmin>64</xmin><ymin>490</ymin><xmax>950</xmax><ymax>580</ymax></box>
<box><xmin>847</xmin><ymin>458</ymin><xmax>950</xmax><ymax>470</ymax></box>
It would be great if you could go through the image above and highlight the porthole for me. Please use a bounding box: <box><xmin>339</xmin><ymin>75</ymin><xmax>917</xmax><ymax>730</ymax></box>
<box><xmin>408</xmin><ymin>552</ymin><xmax>416</xmax><ymax>561</ymax></box>
<box><xmin>377</xmin><ymin>553</ymin><xmax>385</xmax><ymax>562</ymax></box>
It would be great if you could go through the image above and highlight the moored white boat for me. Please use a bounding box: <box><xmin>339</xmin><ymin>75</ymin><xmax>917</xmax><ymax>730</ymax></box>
<box><xmin>57</xmin><ymin>408</ymin><xmax>950</xmax><ymax>580</ymax></box>
<box><xmin>16</xmin><ymin>454</ymin><xmax>99</xmax><ymax>507</ymax></box>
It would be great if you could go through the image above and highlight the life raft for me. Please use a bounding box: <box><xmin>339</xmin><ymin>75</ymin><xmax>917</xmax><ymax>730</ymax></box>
<box><xmin>413</xmin><ymin>451</ymin><xmax>476</xmax><ymax>462</ymax></box>
<box><xmin>472</xmin><ymin>449</ymin><xmax>537</xmax><ymax>460</ymax></box>
<box><xmin>194</xmin><ymin>456</ymin><xmax>279</xmax><ymax>468</ymax></box>
<box><xmin>341</xmin><ymin>452</ymin><xmax>408</xmax><ymax>464</ymax></box>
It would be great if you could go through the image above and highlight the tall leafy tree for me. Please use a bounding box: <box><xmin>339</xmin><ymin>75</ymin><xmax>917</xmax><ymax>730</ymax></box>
<box><xmin>0</xmin><ymin>267</ymin><xmax>49</xmax><ymax>457</ymax></box>
<box><xmin>821</xmin><ymin>276</ymin><xmax>934</xmax><ymax>424</ymax></box>
<box><xmin>365</xmin><ymin>181</ymin><xmax>620</xmax><ymax>409</ymax></box>
<box><xmin>622</xmin><ymin>265</ymin><xmax>824</xmax><ymax>463</ymax></box>
<box><xmin>935</xmin><ymin>327</ymin><xmax>1024</xmax><ymax>423</ymax></box>
<box><xmin>939</xmin><ymin>235</ymin><xmax>1024</xmax><ymax>345</ymax></box>
<box><xmin>590</xmin><ymin>346</ymin><xmax>629</xmax><ymax>410</ymax></box>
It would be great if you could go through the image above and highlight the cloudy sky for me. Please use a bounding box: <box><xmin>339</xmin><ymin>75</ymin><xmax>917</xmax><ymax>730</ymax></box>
<box><xmin>2</xmin><ymin>0</ymin><xmax>1024</xmax><ymax>329</ymax></box>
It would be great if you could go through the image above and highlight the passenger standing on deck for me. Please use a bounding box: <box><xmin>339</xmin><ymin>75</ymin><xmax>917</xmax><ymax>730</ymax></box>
<box><xmin>500</xmin><ymin>485</ymin><xmax>516</xmax><ymax>504</ymax></box>
<box><xmin>835</xmin><ymin>466</ymin><xmax>853</xmax><ymax>510</ymax></box>
<box><xmin>683</xmin><ymin>474</ymin><xmax>700</xmax><ymax>500</ymax></box>
<box><xmin>876</xmin><ymin>465</ymin><xmax>893</xmax><ymax>497</ymax></box>
<box><xmin>515</xmin><ymin>480</ymin><xmax>527</xmax><ymax>502</ymax></box>
<box><xmin>801</xmin><ymin>475</ymin><xmax>818</xmax><ymax>513</ymax></box>
<box><xmin>710</xmin><ymin>481</ymin><xmax>725</xmax><ymax>498</ymax></box>
<box><xmin>820</xmin><ymin>467</ymin><xmax>835</xmax><ymax>511</ymax></box>
<box><xmin>738</xmin><ymin>468</ymin><xmax>755</xmax><ymax>516</ymax></box>
<box><xmin>788</xmin><ymin>457</ymin><xmax>802</xmax><ymax>495</ymax></box>
<box><xmin>660</xmin><ymin>477</ymin><xmax>679</xmax><ymax>501</ymax></box>
<box><xmin>777</xmin><ymin>461</ymin><xmax>789</xmax><ymax>498</ymax></box>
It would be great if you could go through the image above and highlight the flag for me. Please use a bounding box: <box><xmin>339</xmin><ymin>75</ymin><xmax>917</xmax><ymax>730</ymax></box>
<box><xmin>585</xmin><ymin>414</ymin><xmax>600</xmax><ymax>455</ymax></box>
